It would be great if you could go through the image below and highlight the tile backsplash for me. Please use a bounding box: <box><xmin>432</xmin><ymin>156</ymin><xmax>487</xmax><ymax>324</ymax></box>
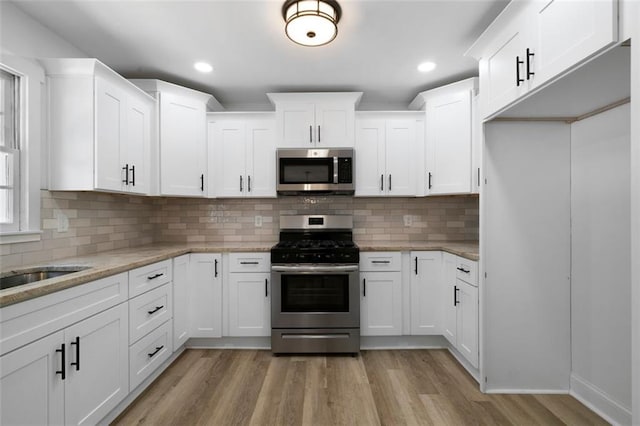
<box><xmin>2</xmin><ymin>191</ymin><xmax>478</xmax><ymax>269</ymax></box>
<box><xmin>154</xmin><ymin>194</ymin><xmax>479</xmax><ymax>244</ymax></box>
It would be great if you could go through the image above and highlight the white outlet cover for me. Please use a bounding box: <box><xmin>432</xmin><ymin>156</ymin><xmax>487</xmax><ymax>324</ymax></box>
<box><xmin>255</xmin><ymin>215</ymin><xmax>262</xmax><ymax>227</ymax></box>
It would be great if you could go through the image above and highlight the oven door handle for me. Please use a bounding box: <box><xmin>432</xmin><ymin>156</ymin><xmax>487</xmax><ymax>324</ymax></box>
<box><xmin>271</xmin><ymin>265</ymin><xmax>359</xmax><ymax>273</ymax></box>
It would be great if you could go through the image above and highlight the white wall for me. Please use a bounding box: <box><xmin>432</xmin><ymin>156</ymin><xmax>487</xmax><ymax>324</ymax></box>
<box><xmin>483</xmin><ymin>121</ymin><xmax>571</xmax><ymax>392</ymax></box>
<box><xmin>570</xmin><ymin>104</ymin><xmax>632</xmax><ymax>424</ymax></box>
<box><xmin>0</xmin><ymin>1</ymin><xmax>87</xmax><ymax>191</ymax></box>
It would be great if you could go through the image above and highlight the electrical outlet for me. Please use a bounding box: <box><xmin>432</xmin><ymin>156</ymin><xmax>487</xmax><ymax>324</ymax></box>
<box><xmin>56</xmin><ymin>210</ymin><xmax>69</xmax><ymax>232</ymax></box>
<box><xmin>255</xmin><ymin>215</ymin><xmax>263</xmax><ymax>227</ymax></box>
<box><xmin>403</xmin><ymin>215</ymin><xmax>412</xmax><ymax>227</ymax></box>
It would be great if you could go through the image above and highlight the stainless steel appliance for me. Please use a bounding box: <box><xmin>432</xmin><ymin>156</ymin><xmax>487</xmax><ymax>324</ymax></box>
<box><xmin>270</xmin><ymin>215</ymin><xmax>360</xmax><ymax>354</ymax></box>
<box><xmin>276</xmin><ymin>148</ymin><xmax>354</xmax><ymax>194</ymax></box>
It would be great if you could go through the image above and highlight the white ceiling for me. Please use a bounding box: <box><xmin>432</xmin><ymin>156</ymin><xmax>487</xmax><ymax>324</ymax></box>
<box><xmin>13</xmin><ymin>0</ymin><xmax>509</xmax><ymax>110</ymax></box>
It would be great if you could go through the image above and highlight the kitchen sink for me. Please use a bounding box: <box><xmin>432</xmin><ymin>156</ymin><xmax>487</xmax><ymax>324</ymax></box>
<box><xmin>0</xmin><ymin>267</ymin><xmax>91</xmax><ymax>290</ymax></box>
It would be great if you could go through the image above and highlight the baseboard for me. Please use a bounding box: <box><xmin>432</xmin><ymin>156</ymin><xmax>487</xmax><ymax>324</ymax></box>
<box><xmin>447</xmin><ymin>345</ymin><xmax>481</xmax><ymax>384</ymax></box>
<box><xmin>484</xmin><ymin>388</ymin><xmax>568</xmax><ymax>394</ymax></box>
<box><xmin>98</xmin><ymin>345</ymin><xmax>186</xmax><ymax>425</ymax></box>
<box><xmin>187</xmin><ymin>336</ymin><xmax>271</xmax><ymax>349</ymax></box>
<box><xmin>360</xmin><ymin>335</ymin><xmax>448</xmax><ymax>350</ymax></box>
<box><xmin>569</xmin><ymin>373</ymin><xmax>632</xmax><ymax>426</ymax></box>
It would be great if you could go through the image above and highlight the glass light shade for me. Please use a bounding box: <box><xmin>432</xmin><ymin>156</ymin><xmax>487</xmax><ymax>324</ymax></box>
<box><xmin>284</xmin><ymin>0</ymin><xmax>340</xmax><ymax>47</ymax></box>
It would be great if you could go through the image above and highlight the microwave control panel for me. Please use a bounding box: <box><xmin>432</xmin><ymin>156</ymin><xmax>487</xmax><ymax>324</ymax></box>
<box><xmin>337</xmin><ymin>158</ymin><xmax>353</xmax><ymax>183</ymax></box>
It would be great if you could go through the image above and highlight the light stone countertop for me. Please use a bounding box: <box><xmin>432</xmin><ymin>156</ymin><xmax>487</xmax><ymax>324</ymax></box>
<box><xmin>0</xmin><ymin>240</ymin><xmax>478</xmax><ymax>307</ymax></box>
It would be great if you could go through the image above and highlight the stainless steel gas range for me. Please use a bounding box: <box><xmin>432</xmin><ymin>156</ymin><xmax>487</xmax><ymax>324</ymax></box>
<box><xmin>270</xmin><ymin>215</ymin><xmax>360</xmax><ymax>354</ymax></box>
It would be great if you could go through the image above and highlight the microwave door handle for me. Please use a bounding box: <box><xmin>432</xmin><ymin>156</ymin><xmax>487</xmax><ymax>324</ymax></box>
<box><xmin>333</xmin><ymin>157</ymin><xmax>339</xmax><ymax>184</ymax></box>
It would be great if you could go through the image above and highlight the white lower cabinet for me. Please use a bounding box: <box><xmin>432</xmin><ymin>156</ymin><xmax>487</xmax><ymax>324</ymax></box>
<box><xmin>0</xmin><ymin>331</ymin><xmax>65</xmax><ymax>425</ymax></box>
<box><xmin>360</xmin><ymin>271</ymin><xmax>402</xmax><ymax>336</ymax></box>
<box><xmin>228</xmin><ymin>272</ymin><xmax>271</xmax><ymax>337</ymax></box>
<box><xmin>442</xmin><ymin>252</ymin><xmax>479</xmax><ymax>368</ymax></box>
<box><xmin>172</xmin><ymin>254</ymin><xmax>190</xmax><ymax>350</ymax></box>
<box><xmin>0</xmin><ymin>295</ymin><xmax>129</xmax><ymax>426</ymax></box>
<box><xmin>64</xmin><ymin>303</ymin><xmax>129</xmax><ymax>425</ymax></box>
<box><xmin>359</xmin><ymin>252</ymin><xmax>403</xmax><ymax>336</ymax></box>
<box><xmin>129</xmin><ymin>319</ymin><xmax>172</xmax><ymax>391</ymax></box>
<box><xmin>189</xmin><ymin>253</ymin><xmax>222</xmax><ymax>338</ymax></box>
<box><xmin>410</xmin><ymin>251</ymin><xmax>443</xmax><ymax>335</ymax></box>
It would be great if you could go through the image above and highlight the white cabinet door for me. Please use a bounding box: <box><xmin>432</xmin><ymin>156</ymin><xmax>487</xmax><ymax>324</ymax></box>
<box><xmin>442</xmin><ymin>253</ymin><xmax>458</xmax><ymax>346</ymax></box>
<box><xmin>410</xmin><ymin>251</ymin><xmax>442</xmax><ymax>335</ymax></box>
<box><xmin>160</xmin><ymin>92</ymin><xmax>207</xmax><ymax>196</ymax></box>
<box><xmin>532</xmin><ymin>0</ymin><xmax>617</xmax><ymax>88</ymax></box>
<box><xmin>64</xmin><ymin>303</ymin><xmax>129</xmax><ymax>426</ymax></box>
<box><xmin>228</xmin><ymin>272</ymin><xmax>271</xmax><ymax>337</ymax></box>
<box><xmin>278</xmin><ymin>103</ymin><xmax>316</xmax><ymax>147</ymax></box>
<box><xmin>172</xmin><ymin>254</ymin><xmax>189</xmax><ymax>350</ymax></box>
<box><xmin>426</xmin><ymin>91</ymin><xmax>472</xmax><ymax>195</ymax></box>
<box><xmin>480</xmin><ymin>13</ymin><xmax>532</xmax><ymax>117</ymax></box>
<box><xmin>189</xmin><ymin>253</ymin><xmax>222</xmax><ymax>338</ymax></box>
<box><xmin>246</xmin><ymin>119</ymin><xmax>277</xmax><ymax>197</ymax></box>
<box><xmin>0</xmin><ymin>331</ymin><xmax>65</xmax><ymax>426</ymax></box>
<box><xmin>457</xmin><ymin>280</ymin><xmax>479</xmax><ymax>369</ymax></box>
<box><xmin>360</xmin><ymin>271</ymin><xmax>402</xmax><ymax>336</ymax></box>
<box><xmin>355</xmin><ymin>119</ymin><xmax>385</xmax><ymax>196</ymax></box>
<box><xmin>124</xmin><ymin>94</ymin><xmax>151</xmax><ymax>195</ymax></box>
<box><xmin>213</xmin><ymin>120</ymin><xmax>246</xmax><ymax>197</ymax></box>
<box><xmin>95</xmin><ymin>77</ymin><xmax>125</xmax><ymax>192</ymax></box>
<box><xmin>315</xmin><ymin>102</ymin><xmax>355</xmax><ymax>147</ymax></box>
<box><xmin>385</xmin><ymin>119</ymin><xmax>416</xmax><ymax>196</ymax></box>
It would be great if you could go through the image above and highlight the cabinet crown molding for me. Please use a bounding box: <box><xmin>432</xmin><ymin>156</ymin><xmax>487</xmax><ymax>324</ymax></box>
<box><xmin>266</xmin><ymin>92</ymin><xmax>363</xmax><ymax>107</ymax></box>
<box><xmin>129</xmin><ymin>78</ymin><xmax>224</xmax><ymax>112</ymax></box>
<box><xmin>409</xmin><ymin>77</ymin><xmax>478</xmax><ymax>111</ymax></box>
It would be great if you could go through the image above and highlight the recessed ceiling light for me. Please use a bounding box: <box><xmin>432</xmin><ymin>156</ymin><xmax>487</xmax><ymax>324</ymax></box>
<box><xmin>194</xmin><ymin>62</ymin><xmax>213</xmax><ymax>73</ymax></box>
<box><xmin>417</xmin><ymin>62</ymin><xmax>437</xmax><ymax>73</ymax></box>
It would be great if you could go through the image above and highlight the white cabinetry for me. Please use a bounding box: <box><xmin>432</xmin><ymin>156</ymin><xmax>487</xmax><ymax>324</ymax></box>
<box><xmin>227</xmin><ymin>253</ymin><xmax>271</xmax><ymax>337</ymax></box>
<box><xmin>409</xmin><ymin>251</ymin><xmax>442</xmax><ymax>335</ymax></box>
<box><xmin>267</xmin><ymin>92</ymin><xmax>362</xmax><ymax>147</ymax></box>
<box><xmin>0</xmin><ymin>291</ymin><xmax>129</xmax><ymax>426</ymax></box>
<box><xmin>209</xmin><ymin>113</ymin><xmax>276</xmax><ymax>198</ymax></box>
<box><xmin>411</xmin><ymin>78</ymin><xmax>478</xmax><ymax>195</ymax></box>
<box><xmin>466</xmin><ymin>0</ymin><xmax>618</xmax><ymax>118</ymax></box>
<box><xmin>355</xmin><ymin>113</ymin><xmax>422</xmax><ymax>196</ymax></box>
<box><xmin>359</xmin><ymin>252</ymin><xmax>402</xmax><ymax>336</ymax></box>
<box><xmin>43</xmin><ymin>59</ymin><xmax>153</xmax><ymax>194</ymax></box>
<box><xmin>172</xmin><ymin>254</ymin><xmax>190</xmax><ymax>350</ymax></box>
<box><xmin>189</xmin><ymin>253</ymin><xmax>222</xmax><ymax>338</ymax></box>
<box><xmin>442</xmin><ymin>252</ymin><xmax>479</xmax><ymax>368</ymax></box>
<box><xmin>131</xmin><ymin>79</ymin><xmax>219</xmax><ymax>197</ymax></box>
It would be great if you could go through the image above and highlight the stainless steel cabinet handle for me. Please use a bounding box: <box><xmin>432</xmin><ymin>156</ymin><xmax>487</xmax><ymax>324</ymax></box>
<box><xmin>271</xmin><ymin>265</ymin><xmax>358</xmax><ymax>273</ymax></box>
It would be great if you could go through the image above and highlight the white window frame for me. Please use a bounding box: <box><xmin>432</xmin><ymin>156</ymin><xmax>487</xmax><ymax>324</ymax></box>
<box><xmin>0</xmin><ymin>56</ymin><xmax>43</xmax><ymax>244</ymax></box>
<box><xmin>0</xmin><ymin>66</ymin><xmax>22</xmax><ymax>233</ymax></box>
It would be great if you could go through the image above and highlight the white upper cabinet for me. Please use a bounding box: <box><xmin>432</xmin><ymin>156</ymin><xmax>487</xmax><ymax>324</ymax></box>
<box><xmin>267</xmin><ymin>93</ymin><xmax>362</xmax><ymax>148</ymax></box>
<box><xmin>411</xmin><ymin>78</ymin><xmax>477</xmax><ymax>196</ymax></box>
<box><xmin>466</xmin><ymin>0</ymin><xmax>618</xmax><ymax>119</ymax></box>
<box><xmin>130</xmin><ymin>79</ymin><xmax>221</xmax><ymax>197</ymax></box>
<box><xmin>209</xmin><ymin>113</ymin><xmax>276</xmax><ymax>198</ymax></box>
<box><xmin>43</xmin><ymin>59</ymin><xmax>153</xmax><ymax>195</ymax></box>
<box><xmin>355</xmin><ymin>113</ymin><xmax>422</xmax><ymax>197</ymax></box>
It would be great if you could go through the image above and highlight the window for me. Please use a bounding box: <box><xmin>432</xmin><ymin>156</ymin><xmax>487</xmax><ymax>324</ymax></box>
<box><xmin>0</xmin><ymin>68</ymin><xmax>20</xmax><ymax>233</ymax></box>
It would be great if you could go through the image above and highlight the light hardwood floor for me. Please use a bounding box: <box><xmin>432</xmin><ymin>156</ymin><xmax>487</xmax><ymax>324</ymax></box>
<box><xmin>113</xmin><ymin>349</ymin><xmax>607</xmax><ymax>425</ymax></box>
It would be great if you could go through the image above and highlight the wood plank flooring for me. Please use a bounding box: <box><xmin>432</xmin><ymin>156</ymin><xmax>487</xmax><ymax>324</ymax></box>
<box><xmin>113</xmin><ymin>349</ymin><xmax>607</xmax><ymax>426</ymax></box>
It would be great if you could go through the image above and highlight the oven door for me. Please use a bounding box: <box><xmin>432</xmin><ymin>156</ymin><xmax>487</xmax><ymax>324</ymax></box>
<box><xmin>271</xmin><ymin>264</ymin><xmax>359</xmax><ymax>329</ymax></box>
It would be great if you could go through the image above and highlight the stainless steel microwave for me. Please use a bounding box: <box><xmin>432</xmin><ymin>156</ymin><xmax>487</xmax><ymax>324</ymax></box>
<box><xmin>276</xmin><ymin>148</ymin><xmax>355</xmax><ymax>195</ymax></box>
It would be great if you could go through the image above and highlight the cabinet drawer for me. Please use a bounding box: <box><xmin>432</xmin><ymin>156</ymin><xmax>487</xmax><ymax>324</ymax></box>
<box><xmin>129</xmin><ymin>319</ymin><xmax>172</xmax><ymax>391</ymax></box>
<box><xmin>456</xmin><ymin>257</ymin><xmax>478</xmax><ymax>287</ymax></box>
<box><xmin>359</xmin><ymin>252</ymin><xmax>401</xmax><ymax>272</ymax></box>
<box><xmin>129</xmin><ymin>259</ymin><xmax>172</xmax><ymax>298</ymax></box>
<box><xmin>0</xmin><ymin>273</ymin><xmax>128</xmax><ymax>356</ymax></box>
<box><xmin>228</xmin><ymin>253</ymin><xmax>270</xmax><ymax>273</ymax></box>
<box><xmin>129</xmin><ymin>283</ymin><xmax>172</xmax><ymax>344</ymax></box>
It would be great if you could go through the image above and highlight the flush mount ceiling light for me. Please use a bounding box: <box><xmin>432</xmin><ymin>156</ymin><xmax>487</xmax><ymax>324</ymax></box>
<box><xmin>282</xmin><ymin>0</ymin><xmax>342</xmax><ymax>47</ymax></box>
<box><xmin>194</xmin><ymin>62</ymin><xmax>213</xmax><ymax>73</ymax></box>
<box><xmin>418</xmin><ymin>62</ymin><xmax>437</xmax><ymax>73</ymax></box>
